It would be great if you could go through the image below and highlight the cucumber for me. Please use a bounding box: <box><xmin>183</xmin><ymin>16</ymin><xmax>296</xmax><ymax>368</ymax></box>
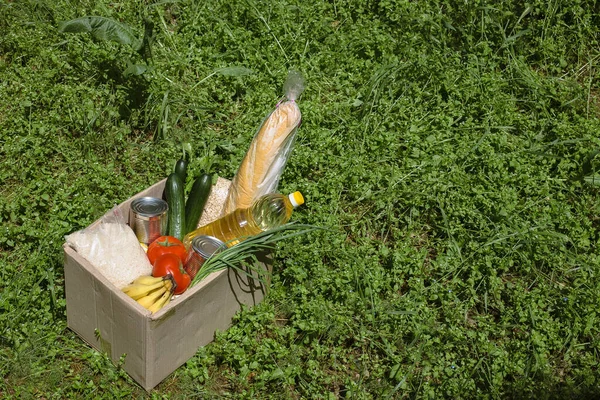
<box><xmin>165</xmin><ymin>172</ymin><xmax>185</xmax><ymax>240</ymax></box>
<box><xmin>174</xmin><ymin>158</ymin><xmax>188</xmax><ymax>186</ymax></box>
<box><xmin>185</xmin><ymin>173</ymin><xmax>212</xmax><ymax>234</ymax></box>
<box><xmin>162</xmin><ymin>156</ymin><xmax>188</xmax><ymax>202</ymax></box>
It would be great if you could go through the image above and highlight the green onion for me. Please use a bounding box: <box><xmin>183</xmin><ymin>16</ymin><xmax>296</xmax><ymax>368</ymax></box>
<box><xmin>189</xmin><ymin>223</ymin><xmax>323</xmax><ymax>287</ymax></box>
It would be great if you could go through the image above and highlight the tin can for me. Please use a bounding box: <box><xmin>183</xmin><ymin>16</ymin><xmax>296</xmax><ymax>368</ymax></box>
<box><xmin>129</xmin><ymin>197</ymin><xmax>168</xmax><ymax>245</ymax></box>
<box><xmin>184</xmin><ymin>235</ymin><xmax>226</xmax><ymax>279</ymax></box>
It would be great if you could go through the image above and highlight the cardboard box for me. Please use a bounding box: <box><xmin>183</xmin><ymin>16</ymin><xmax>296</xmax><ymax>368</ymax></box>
<box><xmin>63</xmin><ymin>178</ymin><xmax>270</xmax><ymax>391</ymax></box>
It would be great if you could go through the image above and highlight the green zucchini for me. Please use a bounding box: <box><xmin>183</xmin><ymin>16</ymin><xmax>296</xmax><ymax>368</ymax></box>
<box><xmin>174</xmin><ymin>158</ymin><xmax>188</xmax><ymax>186</ymax></box>
<box><xmin>165</xmin><ymin>172</ymin><xmax>185</xmax><ymax>240</ymax></box>
<box><xmin>185</xmin><ymin>173</ymin><xmax>212</xmax><ymax>234</ymax></box>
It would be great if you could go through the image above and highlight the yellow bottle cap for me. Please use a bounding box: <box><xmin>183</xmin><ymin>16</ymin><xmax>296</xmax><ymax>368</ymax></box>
<box><xmin>289</xmin><ymin>191</ymin><xmax>304</xmax><ymax>207</ymax></box>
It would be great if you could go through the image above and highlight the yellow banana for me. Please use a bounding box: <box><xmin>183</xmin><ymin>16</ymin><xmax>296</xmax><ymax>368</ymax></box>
<box><xmin>122</xmin><ymin>280</ymin><xmax>165</xmax><ymax>300</ymax></box>
<box><xmin>132</xmin><ymin>275</ymin><xmax>164</xmax><ymax>286</ymax></box>
<box><xmin>147</xmin><ymin>288</ymin><xmax>173</xmax><ymax>313</ymax></box>
<box><xmin>163</xmin><ymin>278</ymin><xmax>174</xmax><ymax>292</ymax></box>
<box><xmin>136</xmin><ymin>286</ymin><xmax>167</xmax><ymax>309</ymax></box>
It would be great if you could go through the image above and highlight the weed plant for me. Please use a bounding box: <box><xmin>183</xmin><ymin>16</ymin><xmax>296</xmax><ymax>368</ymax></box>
<box><xmin>1</xmin><ymin>0</ymin><xmax>600</xmax><ymax>398</ymax></box>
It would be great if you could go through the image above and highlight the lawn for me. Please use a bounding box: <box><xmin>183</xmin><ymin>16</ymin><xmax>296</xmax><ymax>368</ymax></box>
<box><xmin>1</xmin><ymin>0</ymin><xmax>600</xmax><ymax>398</ymax></box>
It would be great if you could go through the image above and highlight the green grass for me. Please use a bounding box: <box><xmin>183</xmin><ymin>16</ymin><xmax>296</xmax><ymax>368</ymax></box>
<box><xmin>2</xmin><ymin>0</ymin><xmax>600</xmax><ymax>398</ymax></box>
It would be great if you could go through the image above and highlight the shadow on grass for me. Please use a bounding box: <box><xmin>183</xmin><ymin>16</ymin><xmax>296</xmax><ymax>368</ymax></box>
<box><xmin>90</xmin><ymin>58</ymin><xmax>151</xmax><ymax>123</ymax></box>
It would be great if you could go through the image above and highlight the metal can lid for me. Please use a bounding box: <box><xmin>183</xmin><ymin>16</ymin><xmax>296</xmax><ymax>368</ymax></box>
<box><xmin>191</xmin><ymin>235</ymin><xmax>226</xmax><ymax>259</ymax></box>
<box><xmin>131</xmin><ymin>197</ymin><xmax>168</xmax><ymax>218</ymax></box>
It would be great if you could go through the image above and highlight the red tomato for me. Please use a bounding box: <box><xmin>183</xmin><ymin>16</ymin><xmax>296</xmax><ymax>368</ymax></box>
<box><xmin>152</xmin><ymin>253</ymin><xmax>191</xmax><ymax>295</ymax></box>
<box><xmin>147</xmin><ymin>236</ymin><xmax>187</xmax><ymax>265</ymax></box>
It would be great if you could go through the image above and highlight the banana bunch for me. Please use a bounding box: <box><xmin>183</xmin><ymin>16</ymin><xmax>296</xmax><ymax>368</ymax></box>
<box><xmin>122</xmin><ymin>275</ymin><xmax>175</xmax><ymax>313</ymax></box>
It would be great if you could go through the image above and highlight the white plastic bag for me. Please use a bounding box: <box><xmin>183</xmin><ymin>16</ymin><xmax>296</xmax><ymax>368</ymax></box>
<box><xmin>65</xmin><ymin>205</ymin><xmax>152</xmax><ymax>289</ymax></box>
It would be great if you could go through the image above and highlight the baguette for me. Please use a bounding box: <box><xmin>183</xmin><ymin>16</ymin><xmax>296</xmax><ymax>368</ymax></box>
<box><xmin>221</xmin><ymin>100</ymin><xmax>301</xmax><ymax>215</ymax></box>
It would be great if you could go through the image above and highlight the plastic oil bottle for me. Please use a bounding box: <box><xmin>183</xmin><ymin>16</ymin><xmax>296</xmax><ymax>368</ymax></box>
<box><xmin>183</xmin><ymin>191</ymin><xmax>305</xmax><ymax>248</ymax></box>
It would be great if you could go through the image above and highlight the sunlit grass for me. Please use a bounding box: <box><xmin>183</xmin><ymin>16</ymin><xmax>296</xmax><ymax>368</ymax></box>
<box><xmin>1</xmin><ymin>0</ymin><xmax>600</xmax><ymax>398</ymax></box>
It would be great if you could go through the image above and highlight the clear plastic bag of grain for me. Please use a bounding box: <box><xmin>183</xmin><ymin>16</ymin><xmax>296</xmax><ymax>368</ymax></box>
<box><xmin>65</xmin><ymin>205</ymin><xmax>153</xmax><ymax>289</ymax></box>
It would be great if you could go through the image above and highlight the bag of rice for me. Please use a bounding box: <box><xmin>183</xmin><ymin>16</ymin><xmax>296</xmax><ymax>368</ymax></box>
<box><xmin>65</xmin><ymin>205</ymin><xmax>152</xmax><ymax>289</ymax></box>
